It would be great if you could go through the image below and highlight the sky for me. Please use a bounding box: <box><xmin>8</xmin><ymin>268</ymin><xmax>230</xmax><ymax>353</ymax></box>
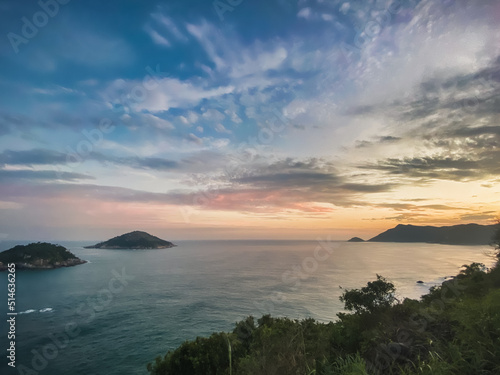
<box><xmin>0</xmin><ymin>0</ymin><xmax>499</xmax><ymax>241</ymax></box>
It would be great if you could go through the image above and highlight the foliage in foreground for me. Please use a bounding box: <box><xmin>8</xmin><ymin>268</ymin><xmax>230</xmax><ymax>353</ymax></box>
<box><xmin>147</xmin><ymin>228</ymin><xmax>500</xmax><ymax>375</ymax></box>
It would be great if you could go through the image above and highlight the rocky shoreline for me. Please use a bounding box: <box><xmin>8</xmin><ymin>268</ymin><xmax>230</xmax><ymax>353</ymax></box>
<box><xmin>0</xmin><ymin>243</ymin><xmax>87</xmax><ymax>271</ymax></box>
<box><xmin>0</xmin><ymin>258</ymin><xmax>87</xmax><ymax>271</ymax></box>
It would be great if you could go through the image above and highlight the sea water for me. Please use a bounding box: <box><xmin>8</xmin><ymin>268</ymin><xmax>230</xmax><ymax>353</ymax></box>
<box><xmin>0</xmin><ymin>240</ymin><xmax>496</xmax><ymax>374</ymax></box>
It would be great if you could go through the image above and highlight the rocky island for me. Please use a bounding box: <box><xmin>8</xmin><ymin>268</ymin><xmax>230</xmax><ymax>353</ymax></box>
<box><xmin>0</xmin><ymin>242</ymin><xmax>86</xmax><ymax>271</ymax></box>
<box><xmin>85</xmin><ymin>231</ymin><xmax>176</xmax><ymax>249</ymax></box>
<box><xmin>348</xmin><ymin>237</ymin><xmax>365</xmax><ymax>242</ymax></box>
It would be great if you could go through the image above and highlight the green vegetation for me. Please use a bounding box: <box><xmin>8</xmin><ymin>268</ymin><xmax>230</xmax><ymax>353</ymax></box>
<box><xmin>0</xmin><ymin>242</ymin><xmax>86</xmax><ymax>270</ymax></box>
<box><xmin>148</xmin><ymin>225</ymin><xmax>500</xmax><ymax>375</ymax></box>
<box><xmin>85</xmin><ymin>230</ymin><xmax>175</xmax><ymax>249</ymax></box>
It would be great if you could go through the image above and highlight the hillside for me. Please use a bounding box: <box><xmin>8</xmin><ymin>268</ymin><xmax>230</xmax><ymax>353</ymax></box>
<box><xmin>0</xmin><ymin>242</ymin><xmax>86</xmax><ymax>270</ymax></box>
<box><xmin>85</xmin><ymin>231</ymin><xmax>175</xmax><ymax>249</ymax></box>
<box><xmin>368</xmin><ymin>223</ymin><xmax>498</xmax><ymax>245</ymax></box>
<box><xmin>147</xmin><ymin>245</ymin><xmax>500</xmax><ymax>374</ymax></box>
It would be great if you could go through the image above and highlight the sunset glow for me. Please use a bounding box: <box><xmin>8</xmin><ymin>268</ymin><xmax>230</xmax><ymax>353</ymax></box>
<box><xmin>0</xmin><ymin>0</ymin><xmax>499</xmax><ymax>241</ymax></box>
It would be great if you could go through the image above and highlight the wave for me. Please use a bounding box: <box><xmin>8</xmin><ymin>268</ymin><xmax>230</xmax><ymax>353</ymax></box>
<box><xmin>19</xmin><ymin>309</ymin><xmax>36</xmax><ymax>314</ymax></box>
<box><xmin>19</xmin><ymin>308</ymin><xmax>54</xmax><ymax>314</ymax></box>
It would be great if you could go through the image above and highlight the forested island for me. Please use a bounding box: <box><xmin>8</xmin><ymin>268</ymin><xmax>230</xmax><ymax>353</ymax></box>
<box><xmin>147</xmin><ymin>226</ymin><xmax>500</xmax><ymax>375</ymax></box>
<box><xmin>0</xmin><ymin>242</ymin><xmax>86</xmax><ymax>270</ymax></box>
<box><xmin>85</xmin><ymin>231</ymin><xmax>176</xmax><ymax>249</ymax></box>
<box><xmin>356</xmin><ymin>223</ymin><xmax>497</xmax><ymax>245</ymax></box>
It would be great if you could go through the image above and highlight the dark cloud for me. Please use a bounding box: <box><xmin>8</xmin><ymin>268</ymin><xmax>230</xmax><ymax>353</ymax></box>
<box><xmin>375</xmin><ymin>203</ymin><xmax>465</xmax><ymax>211</ymax></box>
<box><xmin>0</xmin><ymin>111</ymin><xmax>35</xmax><ymax>136</ymax></box>
<box><xmin>359</xmin><ymin>155</ymin><xmax>487</xmax><ymax>181</ymax></box>
<box><xmin>460</xmin><ymin>213</ymin><xmax>498</xmax><ymax>222</ymax></box>
<box><xmin>229</xmin><ymin>158</ymin><xmax>340</xmax><ymax>189</ymax></box>
<box><xmin>339</xmin><ymin>183</ymin><xmax>395</xmax><ymax>193</ymax></box>
<box><xmin>126</xmin><ymin>157</ymin><xmax>179</xmax><ymax>171</ymax></box>
<box><xmin>379</xmin><ymin>136</ymin><xmax>401</xmax><ymax>143</ymax></box>
<box><xmin>401</xmin><ymin>58</ymin><xmax>500</xmax><ymax>122</ymax></box>
<box><xmin>346</xmin><ymin>57</ymin><xmax>500</xmax><ymax>132</ymax></box>
<box><xmin>0</xmin><ymin>148</ymin><xmax>180</xmax><ymax>171</ymax></box>
<box><xmin>0</xmin><ymin>149</ymin><xmax>69</xmax><ymax>166</ymax></box>
<box><xmin>451</xmin><ymin>125</ymin><xmax>500</xmax><ymax>137</ymax></box>
<box><xmin>355</xmin><ymin>136</ymin><xmax>401</xmax><ymax>148</ymax></box>
<box><xmin>0</xmin><ymin>155</ymin><xmax>399</xmax><ymax>214</ymax></box>
<box><xmin>344</xmin><ymin>105</ymin><xmax>375</xmax><ymax>116</ymax></box>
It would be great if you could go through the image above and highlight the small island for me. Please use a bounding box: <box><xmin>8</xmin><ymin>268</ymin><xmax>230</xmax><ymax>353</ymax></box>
<box><xmin>347</xmin><ymin>237</ymin><xmax>365</xmax><ymax>242</ymax></box>
<box><xmin>0</xmin><ymin>242</ymin><xmax>86</xmax><ymax>271</ymax></box>
<box><xmin>85</xmin><ymin>231</ymin><xmax>176</xmax><ymax>249</ymax></box>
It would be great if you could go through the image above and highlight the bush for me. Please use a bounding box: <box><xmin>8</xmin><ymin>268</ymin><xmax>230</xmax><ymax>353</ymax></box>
<box><xmin>340</xmin><ymin>275</ymin><xmax>397</xmax><ymax>314</ymax></box>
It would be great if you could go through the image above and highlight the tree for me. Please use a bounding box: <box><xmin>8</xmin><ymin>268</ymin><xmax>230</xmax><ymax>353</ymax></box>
<box><xmin>340</xmin><ymin>275</ymin><xmax>396</xmax><ymax>314</ymax></box>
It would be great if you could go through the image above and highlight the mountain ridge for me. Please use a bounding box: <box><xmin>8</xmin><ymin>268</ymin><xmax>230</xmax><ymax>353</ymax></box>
<box><xmin>368</xmin><ymin>223</ymin><xmax>498</xmax><ymax>245</ymax></box>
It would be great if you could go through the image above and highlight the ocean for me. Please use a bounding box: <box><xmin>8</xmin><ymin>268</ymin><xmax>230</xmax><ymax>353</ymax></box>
<box><xmin>0</xmin><ymin>240</ymin><xmax>496</xmax><ymax>375</ymax></box>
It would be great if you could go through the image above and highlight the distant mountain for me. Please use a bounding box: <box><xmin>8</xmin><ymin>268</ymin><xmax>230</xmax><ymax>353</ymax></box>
<box><xmin>348</xmin><ymin>237</ymin><xmax>365</xmax><ymax>242</ymax></box>
<box><xmin>368</xmin><ymin>223</ymin><xmax>498</xmax><ymax>245</ymax></box>
<box><xmin>85</xmin><ymin>231</ymin><xmax>176</xmax><ymax>249</ymax></box>
<box><xmin>0</xmin><ymin>242</ymin><xmax>86</xmax><ymax>270</ymax></box>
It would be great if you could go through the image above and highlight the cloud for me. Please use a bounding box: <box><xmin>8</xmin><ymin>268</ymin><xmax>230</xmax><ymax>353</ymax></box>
<box><xmin>297</xmin><ymin>8</ymin><xmax>312</xmax><ymax>20</ymax></box>
<box><xmin>375</xmin><ymin>203</ymin><xmax>466</xmax><ymax>211</ymax></box>
<box><xmin>0</xmin><ymin>149</ymin><xmax>68</xmax><ymax>166</ymax></box>
<box><xmin>101</xmin><ymin>77</ymin><xmax>235</xmax><ymax>113</ymax></box>
<box><xmin>185</xmin><ymin>20</ymin><xmax>288</xmax><ymax>83</ymax></box>
<box><xmin>202</xmin><ymin>109</ymin><xmax>225</xmax><ymax>122</ymax></box>
<box><xmin>145</xmin><ymin>26</ymin><xmax>171</xmax><ymax>47</ymax></box>
<box><xmin>339</xmin><ymin>183</ymin><xmax>395</xmax><ymax>193</ymax></box>
<box><xmin>0</xmin><ymin>111</ymin><xmax>36</xmax><ymax>136</ymax></box>
<box><xmin>152</xmin><ymin>13</ymin><xmax>188</xmax><ymax>43</ymax></box>
<box><xmin>360</xmin><ymin>155</ymin><xmax>486</xmax><ymax>181</ymax></box>
<box><xmin>187</xmin><ymin>133</ymin><xmax>203</xmax><ymax>145</ymax></box>
<box><xmin>341</xmin><ymin>53</ymin><xmax>500</xmax><ymax>185</ymax></box>
<box><xmin>0</xmin><ymin>148</ymin><xmax>180</xmax><ymax>172</ymax></box>
<box><xmin>460</xmin><ymin>213</ymin><xmax>498</xmax><ymax>222</ymax></box>
<box><xmin>0</xmin><ymin>169</ymin><xmax>94</xmax><ymax>182</ymax></box>
<box><xmin>0</xmin><ymin>156</ymin><xmax>398</xmax><ymax>215</ymax></box>
<box><xmin>215</xmin><ymin>123</ymin><xmax>232</xmax><ymax>134</ymax></box>
<box><xmin>339</xmin><ymin>3</ymin><xmax>350</xmax><ymax>14</ymax></box>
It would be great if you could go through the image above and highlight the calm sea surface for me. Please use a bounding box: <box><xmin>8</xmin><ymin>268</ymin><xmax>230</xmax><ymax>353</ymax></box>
<box><xmin>0</xmin><ymin>240</ymin><xmax>496</xmax><ymax>374</ymax></box>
